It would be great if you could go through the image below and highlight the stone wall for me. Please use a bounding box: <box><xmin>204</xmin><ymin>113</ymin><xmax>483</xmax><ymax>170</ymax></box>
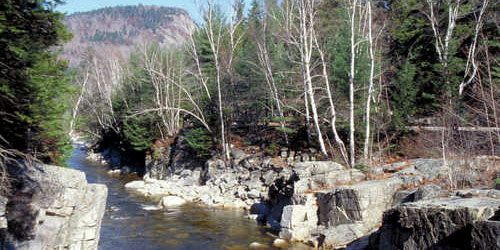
<box><xmin>1</xmin><ymin>162</ymin><xmax>107</xmax><ymax>250</ymax></box>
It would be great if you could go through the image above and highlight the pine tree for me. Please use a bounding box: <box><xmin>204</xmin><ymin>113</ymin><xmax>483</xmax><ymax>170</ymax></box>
<box><xmin>0</xmin><ymin>0</ymin><xmax>73</xmax><ymax>164</ymax></box>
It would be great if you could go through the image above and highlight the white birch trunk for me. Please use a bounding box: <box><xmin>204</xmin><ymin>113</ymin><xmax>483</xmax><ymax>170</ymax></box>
<box><xmin>363</xmin><ymin>0</ymin><xmax>375</xmax><ymax>165</ymax></box>
<box><xmin>349</xmin><ymin>0</ymin><xmax>357</xmax><ymax>167</ymax></box>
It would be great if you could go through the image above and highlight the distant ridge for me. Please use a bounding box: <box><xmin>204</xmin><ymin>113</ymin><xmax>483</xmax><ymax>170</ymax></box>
<box><xmin>61</xmin><ymin>5</ymin><xmax>195</xmax><ymax>66</ymax></box>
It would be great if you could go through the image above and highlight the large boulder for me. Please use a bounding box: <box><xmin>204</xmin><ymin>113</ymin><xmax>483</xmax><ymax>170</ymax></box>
<box><xmin>313</xmin><ymin>177</ymin><xmax>404</xmax><ymax>247</ymax></box>
<box><xmin>1</xmin><ymin>162</ymin><xmax>107</xmax><ymax>250</ymax></box>
<box><xmin>470</xmin><ymin>220</ymin><xmax>500</xmax><ymax>250</ymax></box>
<box><xmin>279</xmin><ymin>196</ymin><xmax>318</xmax><ymax>242</ymax></box>
<box><xmin>370</xmin><ymin>196</ymin><xmax>500</xmax><ymax>250</ymax></box>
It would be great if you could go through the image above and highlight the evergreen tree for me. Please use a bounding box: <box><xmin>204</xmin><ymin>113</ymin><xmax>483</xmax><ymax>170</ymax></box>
<box><xmin>0</xmin><ymin>0</ymin><xmax>73</xmax><ymax>164</ymax></box>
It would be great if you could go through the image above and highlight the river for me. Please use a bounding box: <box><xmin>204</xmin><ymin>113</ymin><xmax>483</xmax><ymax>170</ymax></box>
<box><xmin>67</xmin><ymin>144</ymin><xmax>308</xmax><ymax>250</ymax></box>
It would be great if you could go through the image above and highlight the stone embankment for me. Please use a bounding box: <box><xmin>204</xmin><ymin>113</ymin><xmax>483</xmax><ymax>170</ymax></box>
<box><xmin>0</xmin><ymin>162</ymin><xmax>107</xmax><ymax>250</ymax></box>
<box><xmin>92</xmin><ymin>136</ymin><xmax>499</xmax><ymax>249</ymax></box>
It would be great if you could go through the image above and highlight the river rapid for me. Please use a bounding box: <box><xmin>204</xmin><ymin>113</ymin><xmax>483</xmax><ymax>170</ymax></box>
<box><xmin>67</xmin><ymin>144</ymin><xmax>307</xmax><ymax>250</ymax></box>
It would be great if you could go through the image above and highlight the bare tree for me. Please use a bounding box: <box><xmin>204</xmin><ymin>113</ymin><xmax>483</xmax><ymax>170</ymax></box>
<box><xmin>424</xmin><ymin>0</ymin><xmax>461</xmax><ymax>167</ymax></box>
<box><xmin>76</xmin><ymin>51</ymin><xmax>123</xmax><ymax>136</ymax></box>
<box><xmin>313</xmin><ymin>28</ymin><xmax>350</xmax><ymax>166</ymax></box>
<box><xmin>142</xmin><ymin>44</ymin><xmax>182</xmax><ymax>137</ymax></box>
<box><xmin>349</xmin><ymin>0</ymin><xmax>357</xmax><ymax>167</ymax></box>
<box><xmin>203</xmin><ymin>1</ymin><xmax>229</xmax><ymax>159</ymax></box>
<box><xmin>138</xmin><ymin>43</ymin><xmax>212</xmax><ymax>136</ymax></box>
<box><xmin>363</xmin><ymin>0</ymin><xmax>375</xmax><ymax>165</ymax></box>
<box><xmin>297</xmin><ymin>0</ymin><xmax>328</xmax><ymax>157</ymax></box>
<box><xmin>69</xmin><ymin>66</ymin><xmax>90</xmax><ymax>137</ymax></box>
<box><xmin>425</xmin><ymin>0</ymin><xmax>461</xmax><ymax>70</ymax></box>
<box><xmin>255</xmin><ymin>11</ymin><xmax>289</xmax><ymax>145</ymax></box>
<box><xmin>459</xmin><ymin>0</ymin><xmax>489</xmax><ymax>96</ymax></box>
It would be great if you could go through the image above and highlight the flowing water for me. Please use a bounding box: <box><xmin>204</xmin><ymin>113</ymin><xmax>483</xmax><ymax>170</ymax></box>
<box><xmin>67</xmin><ymin>145</ymin><xmax>308</xmax><ymax>250</ymax></box>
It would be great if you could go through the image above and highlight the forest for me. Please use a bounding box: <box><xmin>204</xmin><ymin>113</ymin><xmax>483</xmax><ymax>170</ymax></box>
<box><xmin>1</xmin><ymin>0</ymin><xmax>499</xmax><ymax>175</ymax></box>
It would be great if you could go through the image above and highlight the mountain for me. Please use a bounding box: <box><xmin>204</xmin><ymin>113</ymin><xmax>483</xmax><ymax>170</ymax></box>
<box><xmin>60</xmin><ymin>5</ymin><xmax>196</xmax><ymax>66</ymax></box>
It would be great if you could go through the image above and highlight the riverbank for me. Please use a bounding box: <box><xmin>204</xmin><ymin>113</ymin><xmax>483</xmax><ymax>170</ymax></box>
<box><xmin>86</xmin><ymin>137</ymin><xmax>500</xmax><ymax>249</ymax></box>
<box><xmin>73</xmin><ymin>140</ymin><xmax>314</xmax><ymax>249</ymax></box>
<box><xmin>0</xmin><ymin>158</ymin><xmax>107</xmax><ymax>249</ymax></box>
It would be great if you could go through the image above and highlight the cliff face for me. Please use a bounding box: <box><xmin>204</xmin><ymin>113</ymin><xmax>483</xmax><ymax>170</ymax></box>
<box><xmin>0</xmin><ymin>162</ymin><xmax>107</xmax><ymax>250</ymax></box>
<box><xmin>60</xmin><ymin>5</ymin><xmax>196</xmax><ymax>66</ymax></box>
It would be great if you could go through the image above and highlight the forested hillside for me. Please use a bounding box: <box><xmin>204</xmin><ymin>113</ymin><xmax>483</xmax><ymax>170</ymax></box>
<box><xmin>61</xmin><ymin>5</ymin><xmax>195</xmax><ymax>66</ymax></box>
<box><xmin>72</xmin><ymin>0</ymin><xmax>499</xmax><ymax>170</ymax></box>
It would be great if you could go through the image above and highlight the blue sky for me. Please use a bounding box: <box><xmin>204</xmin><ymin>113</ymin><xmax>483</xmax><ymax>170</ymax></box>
<box><xmin>56</xmin><ymin>0</ymin><xmax>253</xmax><ymax>23</ymax></box>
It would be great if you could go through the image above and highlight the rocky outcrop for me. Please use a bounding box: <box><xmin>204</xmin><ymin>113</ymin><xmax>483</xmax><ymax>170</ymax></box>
<box><xmin>126</xmin><ymin>152</ymin><xmax>366</xmax><ymax>228</ymax></box>
<box><xmin>278</xmin><ymin>158</ymin><xmax>451</xmax><ymax>248</ymax></box>
<box><xmin>1</xmin><ymin>162</ymin><xmax>107</xmax><ymax>250</ymax></box>
<box><xmin>125</xmin><ymin>151</ymin><xmax>499</xmax><ymax>249</ymax></box>
<box><xmin>370</xmin><ymin>196</ymin><xmax>500</xmax><ymax>250</ymax></box>
<box><xmin>144</xmin><ymin>131</ymin><xmax>205</xmax><ymax>183</ymax></box>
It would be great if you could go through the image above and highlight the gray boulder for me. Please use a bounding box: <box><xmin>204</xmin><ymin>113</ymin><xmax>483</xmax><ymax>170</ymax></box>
<box><xmin>3</xmin><ymin>162</ymin><xmax>107</xmax><ymax>250</ymax></box>
<box><xmin>370</xmin><ymin>197</ymin><xmax>500</xmax><ymax>250</ymax></box>
<box><xmin>470</xmin><ymin>220</ymin><xmax>500</xmax><ymax>250</ymax></box>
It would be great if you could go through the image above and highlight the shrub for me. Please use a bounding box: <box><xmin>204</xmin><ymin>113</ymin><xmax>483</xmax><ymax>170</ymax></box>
<box><xmin>182</xmin><ymin>128</ymin><xmax>213</xmax><ymax>159</ymax></box>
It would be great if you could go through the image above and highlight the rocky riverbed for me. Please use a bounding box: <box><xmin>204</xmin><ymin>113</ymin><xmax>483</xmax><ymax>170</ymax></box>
<box><xmin>92</xmin><ymin>135</ymin><xmax>499</xmax><ymax>249</ymax></box>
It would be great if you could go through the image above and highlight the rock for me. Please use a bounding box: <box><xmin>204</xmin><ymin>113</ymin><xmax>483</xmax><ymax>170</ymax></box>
<box><xmin>250</xmin><ymin>203</ymin><xmax>270</xmax><ymax>215</ymax></box>
<box><xmin>246</xmin><ymin>214</ymin><xmax>259</xmax><ymax>220</ymax></box>
<box><xmin>292</xmin><ymin>161</ymin><xmax>365</xmax><ymax>194</ymax></box>
<box><xmin>144</xmin><ymin>146</ymin><xmax>170</xmax><ymax>180</ymax></box>
<box><xmin>310</xmin><ymin>177</ymin><xmax>403</xmax><ymax>247</ymax></box>
<box><xmin>124</xmin><ymin>180</ymin><xmax>146</xmax><ymax>189</ymax></box>
<box><xmin>280</xmin><ymin>150</ymin><xmax>288</xmax><ymax>158</ymax></box>
<box><xmin>454</xmin><ymin>188</ymin><xmax>500</xmax><ymax>199</ymax></box>
<box><xmin>392</xmin><ymin>188</ymin><xmax>417</xmax><ymax>206</ymax></box>
<box><xmin>272</xmin><ymin>238</ymin><xmax>288</xmax><ymax>248</ymax></box>
<box><xmin>3</xmin><ymin>162</ymin><xmax>107</xmax><ymax>250</ymax></box>
<box><xmin>413</xmin><ymin>183</ymin><xmax>442</xmax><ymax>201</ymax></box>
<box><xmin>293</xmin><ymin>161</ymin><xmax>345</xmax><ymax>176</ymax></box>
<box><xmin>370</xmin><ymin>197</ymin><xmax>500</xmax><ymax>250</ymax></box>
<box><xmin>279</xmin><ymin>204</ymin><xmax>318</xmax><ymax>242</ymax></box>
<box><xmin>487</xmin><ymin>189</ymin><xmax>500</xmax><ymax>199</ymax></box>
<box><xmin>247</xmin><ymin>189</ymin><xmax>261</xmax><ymax>199</ymax></box>
<box><xmin>179</xmin><ymin>169</ymin><xmax>192</xmax><ymax>178</ymax></box>
<box><xmin>182</xmin><ymin>176</ymin><xmax>196</xmax><ymax>186</ymax></box>
<box><xmin>230</xmin><ymin>147</ymin><xmax>246</xmax><ymax>161</ymax></box>
<box><xmin>160</xmin><ymin>196</ymin><xmax>186</xmax><ymax>207</ymax></box>
<box><xmin>107</xmin><ymin>169</ymin><xmax>121</xmax><ymax>176</ymax></box>
<box><xmin>249</xmin><ymin>242</ymin><xmax>269</xmax><ymax>249</ymax></box>
<box><xmin>410</xmin><ymin>158</ymin><xmax>444</xmax><ymax>181</ymax></box>
<box><xmin>261</xmin><ymin>171</ymin><xmax>277</xmax><ymax>186</ymax></box>
<box><xmin>470</xmin><ymin>220</ymin><xmax>500</xmax><ymax>250</ymax></box>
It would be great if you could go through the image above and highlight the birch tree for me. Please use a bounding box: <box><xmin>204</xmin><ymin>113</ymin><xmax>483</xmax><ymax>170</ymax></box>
<box><xmin>313</xmin><ymin>27</ymin><xmax>350</xmax><ymax>166</ymax></box>
<box><xmin>363</xmin><ymin>0</ymin><xmax>375</xmax><ymax>164</ymax></box>
<box><xmin>348</xmin><ymin>0</ymin><xmax>357</xmax><ymax>167</ymax></box>
<box><xmin>298</xmin><ymin>0</ymin><xmax>328</xmax><ymax>157</ymax></box>
<box><xmin>69</xmin><ymin>66</ymin><xmax>90</xmax><ymax>137</ymax></box>
<box><xmin>459</xmin><ymin>0</ymin><xmax>489</xmax><ymax>96</ymax></box>
<box><xmin>424</xmin><ymin>0</ymin><xmax>461</xmax><ymax>71</ymax></box>
<box><xmin>255</xmin><ymin>9</ymin><xmax>289</xmax><ymax>145</ymax></box>
<box><xmin>203</xmin><ymin>2</ymin><xmax>229</xmax><ymax>159</ymax></box>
